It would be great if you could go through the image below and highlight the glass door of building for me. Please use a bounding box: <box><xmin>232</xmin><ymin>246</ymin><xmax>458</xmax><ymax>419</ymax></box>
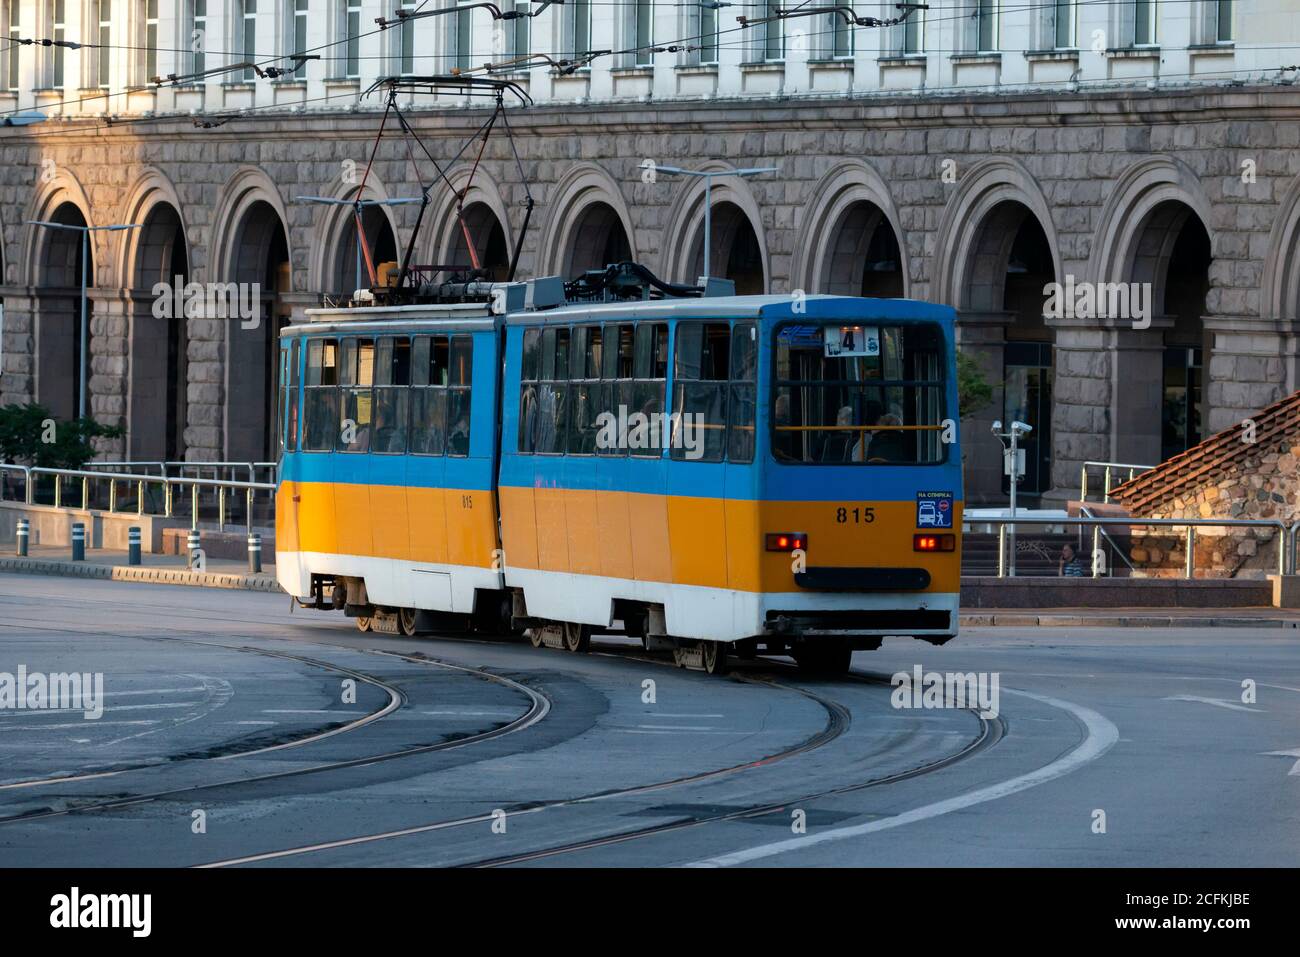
<box><xmin>1002</xmin><ymin>341</ymin><xmax>1053</xmax><ymax>498</ymax></box>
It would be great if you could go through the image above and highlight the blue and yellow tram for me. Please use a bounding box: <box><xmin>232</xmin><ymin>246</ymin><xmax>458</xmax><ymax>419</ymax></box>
<box><xmin>275</xmin><ymin>275</ymin><xmax>961</xmax><ymax>674</ymax></box>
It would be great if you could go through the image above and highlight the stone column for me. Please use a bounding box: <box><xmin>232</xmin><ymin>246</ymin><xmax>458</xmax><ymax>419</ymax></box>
<box><xmin>88</xmin><ymin>291</ymin><xmax>129</xmax><ymax>458</ymax></box>
<box><xmin>956</xmin><ymin>310</ymin><xmax>1012</xmax><ymax>505</ymax></box>
<box><xmin>0</xmin><ymin>289</ymin><xmax>37</xmax><ymax>405</ymax></box>
<box><xmin>1045</xmin><ymin>323</ymin><xmax>1112</xmax><ymax>505</ymax></box>
<box><xmin>1205</xmin><ymin>315</ymin><xmax>1300</xmax><ymax>435</ymax></box>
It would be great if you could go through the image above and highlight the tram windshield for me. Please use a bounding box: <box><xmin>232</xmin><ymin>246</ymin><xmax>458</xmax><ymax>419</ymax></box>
<box><xmin>772</xmin><ymin>322</ymin><xmax>946</xmax><ymax>465</ymax></box>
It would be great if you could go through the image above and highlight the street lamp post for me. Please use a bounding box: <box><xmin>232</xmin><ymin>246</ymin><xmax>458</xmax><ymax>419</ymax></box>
<box><xmin>646</xmin><ymin>165</ymin><xmax>778</xmax><ymax>281</ymax></box>
<box><xmin>27</xmin><ymin>220</ymin><xmax>142</xmax><ymax>419</ymax></box>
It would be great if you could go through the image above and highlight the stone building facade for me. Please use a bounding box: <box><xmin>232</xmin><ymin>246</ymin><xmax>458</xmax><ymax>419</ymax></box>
<box><xmin>0</xmin><ymin>2</ymin><xmax>1297</xmax><ymax>506</ymax></box>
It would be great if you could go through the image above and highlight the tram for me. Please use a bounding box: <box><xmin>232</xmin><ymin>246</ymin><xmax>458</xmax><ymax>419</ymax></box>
<box><xmin>275</xmin><ymin>264</ymin><xmax>962</xmax><ymax>675</ymax></box>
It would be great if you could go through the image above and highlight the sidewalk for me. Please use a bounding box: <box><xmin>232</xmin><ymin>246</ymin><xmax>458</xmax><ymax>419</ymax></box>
<box><xmin>0</xmin><ymin>543</ymin><xmax>280</xmax><ymax>592</ymax></box>
<box><xmin>0</xmin><ymin>548</ymin><xmax>1297</xmax><ymax>626</ymax></box>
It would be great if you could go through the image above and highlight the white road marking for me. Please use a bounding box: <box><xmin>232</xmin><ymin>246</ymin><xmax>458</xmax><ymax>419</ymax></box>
<box><xmin>262</xmin><ymin>710</ymin><xmax>367</xmax><ymax>715</ymax></box>
<box><xmin>99</xmin><ymin>687</ymin><xmax>208</xmax><ymax>697</ymax></box>
<box><xmin>233</xmin><ymin>721</ymin><xmax>277</xmax><ymax>726</ymax></box>
<box><xmin>613</xmin><ymin>729</ymin><xmax>754</xmax><ymax>735</ymax></box>
<box><xmin>419</xmin><ymin>709</ymin><xmax>520</xmax><ymax>717</ymax></box>
<box><xmin>0</xmin><ymin>720</ymin><xmax>160</xmax><ymax>732</ymax></box>
<box><xmin>640</xmin><ymin>713</ymin><xmax>726</xmax><ymax>719</ymax></box>
<box><xmin>1162</xmin><ymin>695</ymin><xmax>1263</xmax><ymax>713</ymax></box>
<box><xmin>633</xmin><ymin>724</ymin><xmax>720</xmax><ymax>731</ymax></box>
<box><xmin>1259</xmin><ymin>748</ymin><xmax>1300</xmax><ymax>775</ymax></box>
<box><xmin>686</xmin><ymin>688</ymin><xmax>1120</xmax><ymax>868</ymax></box>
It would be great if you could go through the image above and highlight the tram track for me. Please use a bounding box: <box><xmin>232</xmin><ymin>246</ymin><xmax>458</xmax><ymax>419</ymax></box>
<box><xmin>0</xmin><ymin>636</ymin><xmax>550</xmax><ymax>824</ymax></box>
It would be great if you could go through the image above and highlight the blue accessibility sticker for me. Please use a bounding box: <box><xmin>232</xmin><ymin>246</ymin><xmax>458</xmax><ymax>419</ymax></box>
<box><xmin>916</xmin><ymin>491</ymin><xmax>954</xmax><ymax>529</ymax></box>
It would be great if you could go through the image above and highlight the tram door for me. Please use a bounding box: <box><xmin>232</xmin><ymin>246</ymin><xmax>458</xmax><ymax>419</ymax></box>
<box><xmin>1001</xmin><ymin>342</ymin><xmax>1052</xmax><ymax>498</ymax></box>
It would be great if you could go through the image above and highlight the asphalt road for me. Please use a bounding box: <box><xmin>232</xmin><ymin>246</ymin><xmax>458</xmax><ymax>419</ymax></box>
<box><xmin>0</xmin><ymin>575</ymin><xmax>1296</xmax><ymax>867</ymax></box>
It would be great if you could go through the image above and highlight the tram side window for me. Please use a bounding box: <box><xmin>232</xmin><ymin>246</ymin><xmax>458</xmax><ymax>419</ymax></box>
<box><xmin>287</xmin><ymin>338</ymin><xmax>301</xmax><ymax>453</ymax></box>
<box><xmin>671</xmin><ymin>323</ymin><xmax>729</xmax><ymax>462</ymax></box>
<box><xmin>729</xmin><ymin>323</ymin><xmax>757</xmax><ymax>463</ymax></box>
<box><xmin>338</xmin><ymin>338</ymin><xmax>375</xmax><ymax>453</ymax></box>
<box><xmin>596</xmin><ymin>323</ymin><xmax>634</xmax><ymax>457</ymax></box>
<box><xmin>567</xmin><ymin>325</ymin><xmax>604</xmax><ymax>455</ymax></box>
<box><xmin>371</xmin><ymin>337</ymin><xmax>410</xmax><ymax>454</ymax></box>
<box><xmin>303</xmin><ymin>338</ymin><xmax>339</xmax><ymax>452</ymax></box>
<box><xmin>518</xmin><ymin>328</ymin><xmax>540</xmax><ymax>454</ymax></box>
<box><xmin>631</xmin><ymin>322</ymin><xmax>668</xmax><ymax>458</ymax></box>
<box><xmin>528</xmin><ymin>327</ymin><xmax>569</xmax><ymax>455</ymax></box>
<box><xmin>411</xmin><ymin>334</ymin><xmax>473</xmax><ymax>456</ymax></box>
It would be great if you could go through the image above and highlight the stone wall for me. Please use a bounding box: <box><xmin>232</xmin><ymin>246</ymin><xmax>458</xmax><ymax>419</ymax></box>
<box><xmin>1125</xmin><ymin>437</ymin><xmax>1299</xmax><ymax>579</ymax></box>
<box><xmin>1</xmin><ymin>87</ymin><xmax>1300</xmax><ymax>490</ymax></box>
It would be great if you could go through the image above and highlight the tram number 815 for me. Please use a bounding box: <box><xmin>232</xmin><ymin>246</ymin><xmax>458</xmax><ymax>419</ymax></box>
<box><xmin>835</xmin><ymin>506</ymin><xmax>875</xmax><ymax>524</ymax></box>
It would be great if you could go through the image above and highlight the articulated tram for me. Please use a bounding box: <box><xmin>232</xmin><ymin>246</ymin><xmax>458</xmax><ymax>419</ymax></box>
<box><xmin>275</xmin><ymin>267</ymin><xmax>962</xmax><ymax>675</ymax></box>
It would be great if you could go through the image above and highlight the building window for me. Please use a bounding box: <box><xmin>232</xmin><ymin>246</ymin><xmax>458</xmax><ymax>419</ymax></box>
<box><xmin>896</xmin><ymin>6</ymin><xmax>923</xmax><ymax>55</ymax></box>
<box><xmin>455</xmin><ymin>2</ymin><xmax>472</xmax><ymax>71</ymax></box>
<box><xmin>396</xmin><ymin>0</ymin><xmax>414</xmax><ymax>73</ymax></box>
<box><xmin>241</xmin><ymin>0</ymin><xmax>257</xmax><ymax>81</ymax></box>
<box><xmin>4</xmin><ymin>1</ymin><xmax>18</xmax><ymax>93</ymax></box>
<box><xmin>757</xmin><ymin>0</ymin><xmax>783</xmax><ymax>61</ymax></box>
<box><xmin>973</xmin><ymin>0</ymin><xmax>997</xmax><ymax>53</ymax></box>
<box><xmin>827</xmin><ymin>7</ymin><xmax>851</xmax><ymax>59</ymax></box>
<box><xmin>344</xmin><ymin>0</ymin><xmax>361</xmax><ymax>77</ymax></box>
<box><xmin>1050</xmin><ymin>0</ymin><xmax>1074</xmax><ymax>49</ymax></box>
<box><xmin>191</xmin><ymin>0</ymin><xmax>207</xmax><ymax>76</ymax></box>
<box><xmin>292</xmin><ymin>0</ymin><xmax>309</xmax><ymax>56</ymax></box>
<box><xmin>1133</xmin><ymin>0</ymin><xmax>1157</xmax><ymax>46</ymax></box>
<box><xmin>698</xmin><ymin>2</ymin><xmax>718</xmax><ymax>64</ymax></box>
<box><xmin>1214</xmin><ymin>0</ymin><xmax>1232</xmax><ymax>42</ymax></box>
<box><xmin>52</xmin><ymin>0</ymin><xmax>67</xmax><ymax>88</ymax></box>
<box><xmin>511</xmin><ymin>0</ymin><xmax>529</xmax><ymax>62</ymax></box>
<box><xmin>144</xmin><ymin>0</ymin><xmax>158</xmax><ymax>82</ymax></box>
<box><xmin>632</xmin><ymin>0</ymin><xmax>653</xmax><ymax>67</ymax></box>
<box><xmin>96</xmin><ymin>0</ymin><xmax>112</xmax><ymax>88</ymax></box>
<box><xmin>569</xmin><ymin>0</ymin><xmax>591</xmax><ymax>58</ymax></box>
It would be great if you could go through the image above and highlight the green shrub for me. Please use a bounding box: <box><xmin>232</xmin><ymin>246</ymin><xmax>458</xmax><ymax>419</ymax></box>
<box><xmin>0</xmin><ymin>403</ymin><xmax>123</xmax><ymax>470</ymax></box>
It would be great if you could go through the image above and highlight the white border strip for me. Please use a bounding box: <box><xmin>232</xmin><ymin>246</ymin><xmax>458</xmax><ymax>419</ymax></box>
<box><xmin>686</xmin><ymin>688</ymin><xmax>1119</xmax><ymax>867</ymax></box>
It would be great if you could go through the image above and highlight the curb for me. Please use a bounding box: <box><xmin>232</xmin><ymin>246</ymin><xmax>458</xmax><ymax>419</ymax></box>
<box><xmin>0</xmin><ymin>557</ymin><xmax>282</xmax><ymax>593</ymax></box>
<box><xmin>960</xmin><ymin>613</ymin><xmax>1300</xmax><ymax>628</ymax></box>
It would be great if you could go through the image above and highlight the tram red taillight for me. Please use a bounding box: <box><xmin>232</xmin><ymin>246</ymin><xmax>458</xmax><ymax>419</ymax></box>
<box><xmin>765</xmin><ymin>533</ymin><xmax>807</xmax><ymax>552</ymax></box>
<box><xmin>913</xmin><ymin>534</ymin><xmax>956</xmax><ymax>552</ymax></box>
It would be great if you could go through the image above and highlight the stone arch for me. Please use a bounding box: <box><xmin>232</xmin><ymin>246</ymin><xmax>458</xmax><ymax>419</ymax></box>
<box><xmin>537</xmin><ymin>163</ymin><xmax>637</xmax><ymax>278</ymax></box>
<box><xmin>660</xmin><ymin>163</ymin><xmax>771</xmax><ymax>293</ymax></box>
<box><xmin>209</xmin><ymin>167</ymin><xmax>293</xmax><ymax>462</ymax></box>
<box><xmin>1089</xmin><ymin>156</ymin><xmax>1215</xmax><ymax>316</ymax></box>
<box><xmin>119</xmin><ymin>170</ymin><xmax>193</xmax><ymax>461</ymax></box>
<box><xmin>791</xmin><ymin>160</ymin><xmax>909</xmax><ymax>297</ymax></box>
<box><xmin>302</xmin><ymin>173</ymin><xmax>404</xmax><ymax>297</ymax></box>
<box><xmin>428</xmin><ymin>167</ymin><xmax>514</xmax><ymax>280</ymax></box>
<box><xmin>1258</xmin><ymin>172</ymin><xmax>1300</xmax><ymax>323</ymax></box>
<box><xmin>25</xmin><ymin>176</ymin><xmax>96</xmax><ymax>422</ymax></box>
<box><xmin>933</xmin><ymin>157</ymin><xmax>1062</xmax><ymax>310</ymax></box>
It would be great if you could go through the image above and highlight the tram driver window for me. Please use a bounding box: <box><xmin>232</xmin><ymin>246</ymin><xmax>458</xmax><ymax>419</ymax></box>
<box><xmin>303</xmin><ymin>338</ymin><xmax>339</xmax><ymax>452</ymax></box>
<box><xmin>772</xmin><ymin>323</ymin><xmax>945</xmax><ymax>465</ymax></box>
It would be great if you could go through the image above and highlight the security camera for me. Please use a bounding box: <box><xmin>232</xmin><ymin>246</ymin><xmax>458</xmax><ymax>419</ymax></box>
<box><xmin>1011</xmin><ymin>420</ymin><xmax>1033</xmax><ymax>435</ymax></box>
<box><xmin>991</xmin><ymin>420</ymin><xmax>1002</xmax><ymax>434</ymax></box>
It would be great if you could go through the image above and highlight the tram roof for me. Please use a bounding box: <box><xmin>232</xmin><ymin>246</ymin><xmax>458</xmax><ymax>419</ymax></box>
<box><xmin>502</xmin><ymin>295</ymin><xmax>956</xmax><ymax>326</ymax></box>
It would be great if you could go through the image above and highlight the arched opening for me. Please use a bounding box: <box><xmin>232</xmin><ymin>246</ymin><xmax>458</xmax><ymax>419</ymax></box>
<box><xmin>445</xmin><ymin>202</ymin><xmax>510</xmax><ymax>280</ymax></box>
<box><xmin>329</xmin><ymin>205</ymin><xmax>398</xmax><ymax>297</ymax></box>
<box><xmin>226</xmin><ymin>200</ymin><xmax>291</xmax><ymax>462</ymax></box>
<box><xmin>131</xmin><ymin>203</ymin><xmax>190</xmax><ymax>461</ymax></box>
<box><xmin>820</xmin><ymin>202</ymin><xmax>904</xmax><ymax>298</ymax></box>
<box><xmin>35</xmin><ymin>202</ymin><xmax>92</xmax><ymax>421</ymax></box>
<box><xmin>564</xmin><ymin>201</ymin><xmax>631</xmax><ymax>277</ymax></box>
<box><xmin>963</xmin><ymin>201</ymin><xmax>1057</xmax><ymax>499</ymax></box>
<box><xmin>687</xmin><ymin>201</ymin><xmax>765</xmax><ymax>295</ymax></box>
<box><xmin>1128</xmin><ymin>202</ymin><xmax>1212</xmax><ymax>460</ymax></box>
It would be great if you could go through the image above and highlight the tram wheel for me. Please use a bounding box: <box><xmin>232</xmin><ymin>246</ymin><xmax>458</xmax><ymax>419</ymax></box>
<box><xmin>355</xmin><ymin>616</ymin><xmax>371</xmax><ymax>633</ymax></box>
<box><xmin>398</xmin><ymin>608</ymin><xmax>419</xmax><ymax>637</ymax></box>
<box><xmin>527</xmin><ymin>628</ymin><xmax>545</xmax><ymax>648</ymax></box>
<box><xmin>562</xmin><ymin>622</ymin><xmax>590</xmax><ymax>653</ymax></box>
<box><xmin>701</xmin><ymin>640</ymin><xmax>728</xmax><ymax>676</ymax></box>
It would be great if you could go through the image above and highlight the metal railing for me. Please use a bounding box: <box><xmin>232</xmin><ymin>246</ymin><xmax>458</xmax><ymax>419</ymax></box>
<box><xmin>90</xmin><ymin>461</ymin><xmax>277</xmax><ymax>485</ymax></box>
<box><xmin>1080</xmin><ymin>460</ymin><xmax>1155</xmax><ymax>504</ymax></box>
<box><xmin>967</xmin><ymin>514</ymin><xmax>1296</xmax><ymax>579</ymax></box>
<box><xmin>0</xmin><ymin>463</ymin><xmax>276</xmax><ymax>534</ymax></box>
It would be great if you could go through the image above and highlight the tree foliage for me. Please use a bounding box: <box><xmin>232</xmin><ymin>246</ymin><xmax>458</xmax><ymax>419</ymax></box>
<box><xmin>0</xmin><ymin>403</ymin><xmax>123</xmax><ymax>470</ymax></box>
<box><xmin>956</xmin><ymin>350</ymin><xmax>995</xmax><ymax>420</ymax></box>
